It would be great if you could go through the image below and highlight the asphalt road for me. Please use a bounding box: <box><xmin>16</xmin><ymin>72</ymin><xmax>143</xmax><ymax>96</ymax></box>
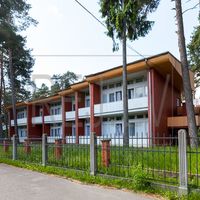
<box><xmin>0</xmin><ymin>164</ymin><xmax>158</xmax><ymax>200</ymax></box>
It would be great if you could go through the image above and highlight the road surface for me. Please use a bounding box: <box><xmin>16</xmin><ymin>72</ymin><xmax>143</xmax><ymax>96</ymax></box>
<box><xmin>0</xmin><ymin>164</ymin><xmax>158</xmax><ymax>200</ymax></box>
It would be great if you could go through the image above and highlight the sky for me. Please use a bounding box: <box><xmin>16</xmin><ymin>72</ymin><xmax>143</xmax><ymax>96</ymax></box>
<box><xmin>25</xmin><ymin>0</ymin><xmax>200</xmax><ymax>96</ymax></box>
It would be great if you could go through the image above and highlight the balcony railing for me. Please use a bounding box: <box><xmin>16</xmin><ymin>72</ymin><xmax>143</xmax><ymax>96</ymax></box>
<box><xmin>11</xmin><ymin>118</ymin><xmax>27</xmax><ymax>126</ymax></box>
<box><xmin>94</xmin><ymin>97</ymin><xmax>148</xmax><ymax>116</ymax></box>
<box><xmin>44</xmin><ymin>115</ymin><xmax>62</xmax><ymax>123</ymax></box>
<box><xmin>66</xmin><ymin>111</ymin><xmax>75</xmax><ymax>121</ymax></box>
<box><xmin>32</xmin><ymin>116</ymin><xmax>42</xmax><ymax>124</ymax></box>
<box><xmin>78</xmin><ymin>107</ymin><xmax>90</xmax><ymax>118</ymax></box>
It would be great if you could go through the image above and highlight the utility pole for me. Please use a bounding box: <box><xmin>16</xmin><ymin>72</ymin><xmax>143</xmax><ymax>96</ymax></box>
<box><xmin>122</xmin><ymin>0</ymin><xmax>129</xmax><ymax>146</ymax></box>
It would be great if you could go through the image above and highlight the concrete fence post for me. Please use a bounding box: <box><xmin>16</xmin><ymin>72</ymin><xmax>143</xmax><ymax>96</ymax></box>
<box><xmin>178</xmin><ymin>129</ymin><xmax>188</xmax><ymax>195</ymax></box>
<box><xmin>12</xmin><ymin>135</ymin><xmax>17</xmax><ymax>160</ymax></box>
<box><xmin>90</xmin><ymin>132</ymin><xmax>97</xmax><ymax>175</ymax></box>
<box><xmin>42</xmin><ymin>134</ymin><xmax>48</xmax><ymax>166</ymax></box>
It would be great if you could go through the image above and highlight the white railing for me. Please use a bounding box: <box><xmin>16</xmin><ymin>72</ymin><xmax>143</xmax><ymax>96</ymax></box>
<box><xmin>65</xmin><ymin>136</ymin><xmax>76</xmax><ymax>143</ymax></box>
<box><xmin>19</xmin><ymin>137</ymin><xmax>27</xmax><ymax>143</ymax></box>
<box><xmin>94</xmin><ymin>97</ymin><xmax>148</xmax><ymax>116</ymax></box>
<box><xmin>66</xmin><ymin>111</ymin><xmax>75</xmax><ymax>121</ymax></box>
<box><xmin>44</xmin><ymin>115</ymin><xmax>62</xmax><ymax>123</ymax></box>
<box><xmin>32</xmin><ymin>116</ymin><xmax>42</xmax><ymax>124</ymax></box>
<box><xmin>78</xmin><ymin>107</ymin><xmax>90</xmax><ymax>118</ymax></box>
<box><xmin>78</xmin><ymin>136</ymin><xmax>148</xmax><ymax>147</ymax></box>
<box><xmin>47</xmin><ymin>136</ymin><xmax>62</xmax><ymax>143</ymax></box>
<box><xmin>11</xmin><ymin>118</ymin><xmax>27</xmax><ymax>126</ymax></box>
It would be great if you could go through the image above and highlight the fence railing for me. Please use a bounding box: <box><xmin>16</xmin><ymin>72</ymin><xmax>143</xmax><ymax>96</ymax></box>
<box><xmin>0</xmin><ymin>130</ymin><xmax>200</xmax><ymax>194</ymax></box>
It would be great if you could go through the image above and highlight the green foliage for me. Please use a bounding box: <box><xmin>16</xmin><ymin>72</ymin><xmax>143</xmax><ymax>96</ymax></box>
<box><xmin>99</xmin><ymin>0</ymin><xmax>160</xmax><ymax>51</ymax></box>
<box><xmin>188</xmin><ymin>18</ymin><xmax>200</xmax><ymax>88</ymax></box>
<box><xmin>32</xmin><ymin>83</ymin><xmax>50</xmax><ymax>100</ymax></box>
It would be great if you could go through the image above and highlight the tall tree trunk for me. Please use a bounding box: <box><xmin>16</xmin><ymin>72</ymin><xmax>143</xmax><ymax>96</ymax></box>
<box><xmin>8</xmin><ymin>48</ymin><xmax>18</xmax><ymax>137</ymax></box>
<box><xmin>0</xmin><ymin>51</ymin><xmax>3</xmax><ymax>137</ymax></box>
<box><xmin>122</xmin><ymin>0</ymin><xmax>129</xmax><ymax>146</ymax></box>
<box><xmin>175</xmin><ymin>0</ymin><xmax>198</xmax><ymax>147</ymax></box>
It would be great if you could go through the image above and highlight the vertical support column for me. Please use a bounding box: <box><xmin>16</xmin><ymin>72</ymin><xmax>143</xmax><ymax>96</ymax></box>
<box><xmin>12</xmin><ymin>134</ymin><xmax>17</xmax><ymax>160</ymax></box>
<box><xmin>55</xmin><ymin>139</ymin><xmax>62</xmax><ymax>160</ymax></box>
<box><xmin>42</xmin><ymin>104</ymin><xmax>50</xmax><ymax>136</ymax></box>
<box><xmin>75</xmin><ymin>92</ymin><xmax>85</xmax><ymax>144</ymax></box>
<box><xmin>178</xmin><ymin>129</ymin><xmax>188</xmax><ymax>195</ymax></box>
<box><xmin>90</xmin><ymin>132</ymin><xmax>97</xmax><ymax>175</ymax></box>
<box><xmin>27</xmin><ymin>104</ymin><xmax>33</xmax><ymax>138</ymax></box>
<box><xmin>90</xmin><ymin>83</ymin><xmax>101</xmax><ymax>136</ymax></box>
<box><xmin>42</xmin><ymin>134</ymin><xmax>48</xmax><ymax>166</ymax></box>
<box><xmin>61</xmin><ymin>96</ymin><xmax>66</xmax><ymax>142</ymax></box>
<box><xmin>101</xmin><ymin>139</ymin><xmax>111</xmax><ymax>167</ymax></box>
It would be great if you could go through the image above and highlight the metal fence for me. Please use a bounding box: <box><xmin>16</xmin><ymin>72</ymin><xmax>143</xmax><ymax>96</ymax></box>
<box><xmin>0</xmin><ymin>130</ymin><xmax>200</xmax><ymax>193</ymax></box>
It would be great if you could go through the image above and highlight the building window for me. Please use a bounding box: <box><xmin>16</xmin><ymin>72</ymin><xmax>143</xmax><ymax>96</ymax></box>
<box><xmin>135</xmin><ymin>77</ymin><xmax>143</xmax><ymax>83</ymax></box>
<box><xmin>109</xmin><ymin>84</ymin><xmax>115</xmax><ymax>89</ymax></box>
<box><xmin>109</xmin><ymin>93</ymin><xmax>115</xmax><ymax>102</ymax></box>
<box><xmin>102</xmin><ymin>85</ymin><xmax>107</xmax><ymax>90</ymax></box>
<box><xmin>116</xmin><ymin>91</ymin><xmax>122</xmax><ymax>101</ymax></box>
<box><xmin>129</xmin><ymin>123</ymin><xmax>135</xmax><ymax>137</ymax></box>
<box><xmin>85</xmin><ymin>98</ymin><xmax>90</xmax><ymax>107</ymax></box>
<box><xmin>116</xmin><ymin>82</ymin><xmax>122</xmax><ymax>87</ymax></box>
<box><xmin>102</xmin><ymin>94</ymin><xmax>107</xmax><ymax>103</ymax></box>
<box><xmin>115</xmin><ymin>123</ymin><xmax>122</xmax><ymax>136</ymax></box>
<box><xmin>135</xmin><ymin>87</ymin><xmax>144</xmax><ymax>98</ymax></box>
<box><xmin>128</xmin><ymin>88</ymin><xmax>134</xmax><ymax>99</ymax></box>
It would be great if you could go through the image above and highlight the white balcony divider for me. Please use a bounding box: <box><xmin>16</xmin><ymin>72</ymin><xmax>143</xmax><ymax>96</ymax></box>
<box><xmin>44</xmin><ymin>115</ymin><xmax>62</xmax><ymax>123</ymax></box>
<box><xmin>11</xmin><ymin>118</ymin><xmax>27</xmax><ymax>126</ymax></box>
<box><xmin>94</xmin><ymin>97</ymin><xmax>148</xmax><ymax>116</ymax></box>
<box><xmin>32</xmin><ymin>116</ymin><xmax>42</xmax><ymax>124</ymax></box>
<box><xmin>78</xmin><ymin>107</ymin><xmax>90</xmax><ymax>118</ymax></box>
<box><xmin>47</xmin><ymin>136</ymin><xmax>62</xmax><ymax>143</ymax></box>
<box><xmin>66</xmin><ymin>111</ymin><xmax>75</xmax><ymax>121</ymax></box>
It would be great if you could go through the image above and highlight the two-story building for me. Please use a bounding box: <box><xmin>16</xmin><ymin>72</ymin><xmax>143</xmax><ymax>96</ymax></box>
<box><xmin>8</xmin><ymin>52</ymin><xmax>199</xmax><ymax>145</ymax></box>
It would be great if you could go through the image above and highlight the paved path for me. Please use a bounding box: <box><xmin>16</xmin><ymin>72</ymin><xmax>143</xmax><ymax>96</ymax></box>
<box><xmin>0</xmin><ymin>164</ymin><xmax>158</xmax><ymax>200</ymax></box>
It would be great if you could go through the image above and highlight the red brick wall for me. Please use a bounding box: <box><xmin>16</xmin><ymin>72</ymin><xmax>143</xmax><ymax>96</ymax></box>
<box><xmin>75</xmin><ymin>92</ymin><xmax>85</xmax><ymax>143</ymax></box>
<box><xmin>151</xmin><ymin>69</ymin><xmax>181</xmax><ymax>139</ymax></box>
<box><xmin>42</xmin><ymin>103</ymin><xmax>50</xmax><ymax>135</ymax></box>
<box><xmin>90</xmin><ymin>83</ymin><xmax>101</xmax><ymax>136</ymax></box>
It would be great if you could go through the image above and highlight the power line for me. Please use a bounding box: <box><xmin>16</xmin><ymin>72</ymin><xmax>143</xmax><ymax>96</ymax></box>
<box><xmin>73</xmin><ymin>0</ymin><xmax>147</xmax><ymax>59</ymax></box>
<box><xmin>32</xmin><ymin>54</ymin><xmax>151</xmax><ymax>57</ymax></box>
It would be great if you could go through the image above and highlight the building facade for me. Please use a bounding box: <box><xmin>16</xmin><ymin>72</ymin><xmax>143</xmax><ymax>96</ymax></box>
<box><xmin>8</xmin><ymin>52</ymin><xmax>198</xmax><ymax>145</ymax></box>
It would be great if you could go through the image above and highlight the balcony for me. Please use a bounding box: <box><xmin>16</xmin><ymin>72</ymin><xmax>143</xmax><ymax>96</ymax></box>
<box><xmin>44</xmin><ymin>115</ymin><xmax>62</xmax><ymax>123</ymax></box>
<box><xmin>168</xmin><ymin>115</ymin><xmax>200</xmax><ymax>128</ymax></box>
<box><xmin>78</xmin><ymin>107</ymin><xmax>90</xmax><ymax>118</ymax></box>
<box><xmin>66</xmin><ymin>111</ymin><xmax>75</xmax><ymax>121</ymax></box>
<box><xmin>94</xmin><ymin>97</ymin><xmax>148</xmax><ymax>116</ymax></box>
<box><xmin>32</xmin><ymin>116</ymin><xmax>42</xmax><ymax>124</ymax></box>
<box><xmin>11</xmin><ymin>118</ymin><xmax>27</xmax><ymax>126</ymax></box>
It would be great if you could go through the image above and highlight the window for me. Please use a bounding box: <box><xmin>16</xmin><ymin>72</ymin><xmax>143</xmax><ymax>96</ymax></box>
<box><xmin>128</xmin><ymin>80</ymin><xmax>133</xmax><ymax>85</ymax></box>
<box><xmin>176</xmin><ymin>98</ymin><xmax>180</xmax><ymax>107</ymax></box>
<box><xmin>136</xmin><ymin>114</ymin><xmax>144</xmax><ymax>119</ymax></box>
<box><xmin>128</xmin><ymin>88</ymin><xmax>134</xmax><ymax>99</ymax></box>
<box><xmin>39</xmin><ymin>108</ymin><xmax>43</xmax><ymax>116</ymax></box>
<box><xmin>85</xmin><ymin>124</ymin><xmax>90</xmax><ymax>136</ymax></box>
<box><xmin>145</xmin><ymin>86</ymin><xmax>148</xmax><ymax>96</ymax></box>
<box><xmin>102</xmin><ymin>85</ymin><xmax>107</xmax><ymax>90</ymax></box>
<box><xmin>109</xmin><ymin>93</ymin><xmax>115</xmax><ymax>102</ymax></box>
<box><xmin>116</xmin><ymin>116</ymin><xmax>122</xmax><ymax>121</ymax></box>
<box><xmin>72</xmin><ymin>103</ymin><xmax>76</xmax><ymax>111</ymax></box>
<box><xmin>135</xmin><ymin>77</ymin><xmax>143</xmax><ymax>83</ymax></box>
<box><xmin>129</xmin><ymin>123</ymin><xmax>135</xmax><ymax>137</ymax></box>
<box><xmin>116</xmin><ymin>91</ymin><xmax>122</xmax><ymax>101</ymax></box>
<box><xmin>116</xmin><ymin>82</ymin><xmax>122</xmax><ymax>87</ymax></box>
<box><xmin>109</xmin><ymin>84</ymin><xmax>115</xmax><ymax>89</ymax></box>
<box><xmin>102</xmin><ymin>94</ymin><xmax>107</xmax><ymax>103</ymax></box>
<box><xmin>85</xmin><ymin>98</ymin><xmax>90</xmax><ymax>107</ymax></box>
<box><xmin>135</xmin><ymin>87</ymin><xmax>144</xmax><ymax>98</ymax></box>
<box><xmin>115</xmin><ymin>123</ymin><xmax>122</xmax><ymax>136</ymax></box>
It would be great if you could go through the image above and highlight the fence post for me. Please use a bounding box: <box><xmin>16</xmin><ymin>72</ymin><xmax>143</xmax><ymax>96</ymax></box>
<box><xmin>12</xmin><ymin>135</ymin><xmax>17</xmax><ymax>160</ymax></box>
<box><xmin>42</xmin><ymin>134</ymin><xmax>48</xmax><ymax>166</ymax></box>
<box><xmin>178</xmin><ymin>129</ymin><xmax>188</xmax><ymax>195</ymax></box>
<box><xmin>90</xmin><ymin>132</ymin><xmax>97</xmax><ymax>175</ymax></box>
